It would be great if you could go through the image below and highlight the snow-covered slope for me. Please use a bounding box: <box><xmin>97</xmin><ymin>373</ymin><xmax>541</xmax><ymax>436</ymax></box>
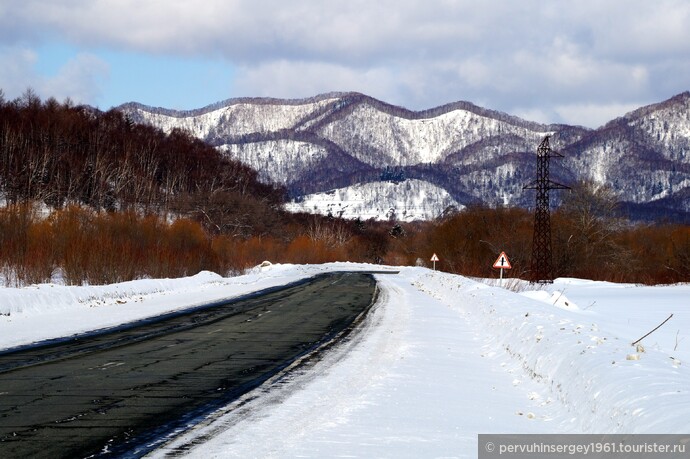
<box><xmin>562</xmin><ymin>92</ymin><xmax>690</xmax><ymax>210</ymax></box>
<box><xmin>119</xmin><ymin>92</ymin><xmax>690</xmax><ymax>222</ymax></box>
<box><xmin>121</xmin><ymin>96</ymin><xmax>339</xmax><ymax>140</ymax></box>
<box><xmin>284</xmin><ymin>179</ymin><xmax>462</xmax><ymax>221</ymax></box>
<box><xmin>220</xmin><ymin>140</ymin><xmax>329</xmax><ymax>186</ymax></box>
<box><xmin>2</xmin><ymin>264</ymin><xmax>689</xmax><ymax>457</ymax></box>
<box><xmin>315</xmin><ymin>102</ymin><xmax>553</xmax><ymax>167</ymax></box>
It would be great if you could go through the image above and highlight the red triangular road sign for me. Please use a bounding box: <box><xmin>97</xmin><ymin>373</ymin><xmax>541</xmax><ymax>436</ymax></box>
<box><xmin>430</xmin><ymin>253</ymin><xmax>439</xmax><ymax>262</ymax></box>
<box><xmin>492</xmin><ymin>251</ymin><xmax>512</xmax><ymax>269</ymax></box>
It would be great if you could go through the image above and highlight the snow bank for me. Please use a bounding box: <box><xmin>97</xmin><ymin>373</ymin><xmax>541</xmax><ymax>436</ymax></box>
<box><xmin>412</xmin><ymin>269</ymin><xmax>690</xmax><ymax>433</ymax></box>
<box><xmin>0</xmin><ymin>271</ymin><xmax>223</xmax><ymax>317</ymax></box>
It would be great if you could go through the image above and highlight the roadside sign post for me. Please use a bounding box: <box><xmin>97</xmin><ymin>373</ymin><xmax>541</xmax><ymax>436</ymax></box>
<box><xmin>430</xmin><ymin>253</ymin><xmax>440</xmax><ymax>270</ymax></box>
<box><xmin>492</xmin><ymin>251</ymin><xmax>512</xmax><ymax>280</ymax></box>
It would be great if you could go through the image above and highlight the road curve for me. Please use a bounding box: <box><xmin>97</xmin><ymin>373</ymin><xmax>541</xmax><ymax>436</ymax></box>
<box><xmin>0</xmin><ymin>271</ymin><xmax>379</xmax><ymax>458</ymax></box>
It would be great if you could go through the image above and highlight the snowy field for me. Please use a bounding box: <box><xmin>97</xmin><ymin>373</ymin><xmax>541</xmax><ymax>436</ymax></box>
<box><xmin>1</xmin><ymin>263</ymin><xmax>689</xmax><ymax>458</ymax></box>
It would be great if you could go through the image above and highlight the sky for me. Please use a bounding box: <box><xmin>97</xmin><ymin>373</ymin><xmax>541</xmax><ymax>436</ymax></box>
<box><xmin>1</xmin><ymin>0</ymin><xmax>689</xmax><ymax>128</ymax></box>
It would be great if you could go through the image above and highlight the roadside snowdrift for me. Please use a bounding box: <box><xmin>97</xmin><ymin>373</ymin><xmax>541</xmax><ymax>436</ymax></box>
<box><xmin>414</xmin><ymin>270</ymin><xmax>690</xmax><ymax>433</ymax></box>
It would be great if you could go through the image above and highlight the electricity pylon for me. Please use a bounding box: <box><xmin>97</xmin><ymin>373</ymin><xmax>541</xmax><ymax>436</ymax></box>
<box><xmin>523</xmin><ymin>136</ymin><xmax>569</xmax><ymax>283</ymax></box>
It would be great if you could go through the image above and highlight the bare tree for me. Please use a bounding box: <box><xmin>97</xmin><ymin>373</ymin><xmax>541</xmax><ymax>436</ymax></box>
<box><xmin>559</xmin><ymin>180</ymin><xmax>631</xmax><ymax>276</ymax></box>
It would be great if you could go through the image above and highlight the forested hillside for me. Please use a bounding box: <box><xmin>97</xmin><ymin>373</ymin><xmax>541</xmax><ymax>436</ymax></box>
<box><xmin>0</xmin><ymin>90</ymin><xmax>688</xmax><ymax>286</ymax></box>
<box><xmin>0</xmin><ymin>90</ymin><xmax>284</xmax><ymax>236</ymax></box>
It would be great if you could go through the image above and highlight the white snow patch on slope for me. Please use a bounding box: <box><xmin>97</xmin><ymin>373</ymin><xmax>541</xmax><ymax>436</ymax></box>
<box><xmin>134</xmin><ymin>98</ymin><xmax>338</xmax><ymax>138</ymax></box>
<box><xmin>318</xmin><ymin>103</ymin><xmax>552</xmax><ymax>167</ymax></box>
<box><xmin>220</xmin><ymin>140</ymin><xmax>328</xmax><ymax>185</ymax></box>
<box><xmin>284</xmin><ymin>179</ymin><xmax>463</xmax><ymax>221</ymax></box>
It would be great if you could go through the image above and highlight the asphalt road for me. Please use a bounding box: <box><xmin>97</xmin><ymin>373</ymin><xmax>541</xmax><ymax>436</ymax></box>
<box><xmin>0</xmin><ymin>271</ymin><xmax>379</xmax><ymax>458</ymax></box>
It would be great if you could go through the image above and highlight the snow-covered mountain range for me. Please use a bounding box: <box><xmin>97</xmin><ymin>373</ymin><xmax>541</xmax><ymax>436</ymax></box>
<box><xmin>119</xmin><ymin>92</ymin><xmax>690</xmax><ymax>222</ymax></box>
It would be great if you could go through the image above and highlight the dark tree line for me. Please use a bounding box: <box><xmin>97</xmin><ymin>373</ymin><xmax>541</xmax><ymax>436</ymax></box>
<box><xmin>0</xmin><ymin>89</ymin><xmax>285</xmax><ymax>236</ymax></box>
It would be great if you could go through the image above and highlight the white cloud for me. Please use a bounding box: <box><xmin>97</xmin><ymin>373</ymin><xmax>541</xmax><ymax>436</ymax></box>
<box><xmin>554</xmin><ymin>102</ymin><xmax>642</xmax><ymax>129</ymax></box>
<box><xmin>0</xmin><ymin>46</ymin><xmax>108</xmax><ymax>105</ymax></box>
<box><xmin>2</xmin><ymin>0</ymin><xmax>689</xmax><ymax>126</ymax></box>
<box><xmin>232</xmin><ymin>60</ymin><xmax>402</xmax><ymax>103</ymax></box>
<box><xmin>456</xmin><ymin>58</ymin><xmax>491</xmax><ymax>88</ymax></box>
<box><xmin>0</xmin><ymin>1</ymin><xmax>584</xmax><ymax>61</ymax></box>
<box><xmin>41</xmin><ymin>53</ymin><xmax>109</xmax><ymax>105</ymax></box>
<box><xmin>512</xmin><ymin>108</ymin><xmax>557</xmax><ymax>127</ymax></box>
<box><xmin>0</xmin><ymin>47</ymin><xmax>39</xmax><ymax>96</ymax></box>
<box><xmin>587</xmin><ymin>1</ymin><xmax>690</xmax><ymax>59</ymax></box>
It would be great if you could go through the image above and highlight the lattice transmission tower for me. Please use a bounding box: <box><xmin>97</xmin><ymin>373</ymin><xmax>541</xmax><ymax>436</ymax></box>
<box><xmin>523</xmin><ymin>136</ymin><xmax>569</xmax><ymax>283</ymax></box>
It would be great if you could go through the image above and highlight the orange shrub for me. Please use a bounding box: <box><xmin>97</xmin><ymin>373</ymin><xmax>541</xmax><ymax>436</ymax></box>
<box><xmin>1</xmin><ymin>202</ymin><xmax>687</xmax><ymax>286</ymax></box>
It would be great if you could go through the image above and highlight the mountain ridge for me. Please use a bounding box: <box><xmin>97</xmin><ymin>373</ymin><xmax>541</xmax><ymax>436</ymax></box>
<box><xmin>121</xmin><ymin>91</ymin><xmax>581</xmax><ymax>132</ymax></box>
<box><xmin>118</xmin><ymin>91</ymin><xmax>690</xmax><ymax>223</ymax></box>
